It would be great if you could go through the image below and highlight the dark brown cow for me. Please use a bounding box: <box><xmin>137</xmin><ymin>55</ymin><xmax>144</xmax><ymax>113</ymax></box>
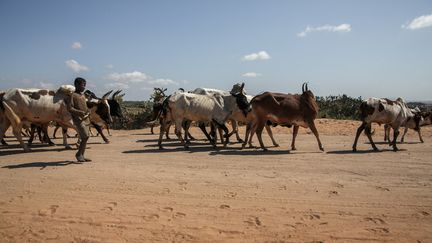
<box><xmin>246</xmin><ymin>83</ymin><xmax>324</xmax><ymax>151</ymax></box>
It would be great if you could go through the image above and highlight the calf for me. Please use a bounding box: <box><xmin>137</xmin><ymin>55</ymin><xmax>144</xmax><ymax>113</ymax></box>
<box><xmin>353</xmin><ymin>97</ymin><xmax>414</xmax><ymax>152</ymax></box>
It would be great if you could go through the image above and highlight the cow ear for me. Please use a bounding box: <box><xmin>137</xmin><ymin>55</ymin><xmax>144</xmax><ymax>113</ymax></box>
<box><xmin>102</xmin><ymin>90</ymin><xmax>113</xmax><ymax>100</ymax></box>
<box><xmin>378</xmin><ymin>102</ymin><xmax>385</xmax><ymax>112</ymax></box>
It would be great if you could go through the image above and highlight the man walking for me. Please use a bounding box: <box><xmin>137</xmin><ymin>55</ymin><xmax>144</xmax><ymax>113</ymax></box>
<box><xmin>68</xmin><ymin>77</ymin><xmax>91</xmax><ymax>162</ymax></box>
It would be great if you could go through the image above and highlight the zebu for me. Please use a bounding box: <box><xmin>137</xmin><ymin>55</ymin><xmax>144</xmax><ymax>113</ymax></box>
<box><xmin>245</xmin><ymin>83</ymin><xmax>323</xmax><ymax>152</ymax></box>
<box><xmin>353</xmin><ymin>97</ymin><xmax>414</xmax><ymax>152</ymax></box>
<box><xmin>0</xmin><ymin>86</ymin><xmax>76</xmax><ymax>151</ymax></box>
<box><xmin>159</xmin><ymin>83</ymin><xmax>250</xmax><ymax>149</ymax></box>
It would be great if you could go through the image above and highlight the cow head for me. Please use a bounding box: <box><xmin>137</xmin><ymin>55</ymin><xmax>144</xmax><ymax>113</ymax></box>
<box><xmin>109</xmin><ymin>90</ymin><xmax>123</xmax><ymax>118</ymax></box>
<box><xmin>230</xmin><ymin>83</ymin><xmax>251</xmax><ymax>117</ymax></box>
<box><xmin>86</xmin><ymin>90</ymin><xmax>114</xmax><ymax>125</ymax></box>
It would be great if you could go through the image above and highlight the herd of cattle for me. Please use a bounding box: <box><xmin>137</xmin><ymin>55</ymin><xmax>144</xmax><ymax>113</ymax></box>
<box><xmin>0</xmin><ymin>83</ymin><xmax>431</xmax><ymax>154</ymax></box>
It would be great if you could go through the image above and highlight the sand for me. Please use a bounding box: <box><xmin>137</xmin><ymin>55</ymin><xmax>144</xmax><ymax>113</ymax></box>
<box><xmin>0</xmin><ymin>119</ymin><xmax>431</xmax><ymax>242</ymax></box>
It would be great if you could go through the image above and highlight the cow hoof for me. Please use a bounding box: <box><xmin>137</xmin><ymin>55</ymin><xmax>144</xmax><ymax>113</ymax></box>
<box><xmin>319</xmin><ymin>147</ymin><xmax>324</xmax><ymax>151</ymax></box>
<box><xmin>352</xmin><ymin>148</ymin><xmax>357</xmax><ymax>152</ymax></box>
<box><xmin>274</xmin><ymin>143</ymin><xmax>280</xmax><ymax>147</ymax></box>
<box><xmin>49</xmin><ymin>142</ymin><xmax>55</xmax><ymax>146</ymax></box>
<box><xmin>158</xmin><ymin>146</ymin><xmax>164</xmax><ymax>150</ymax></box>
<box><xmin>262</xmin><ymin>148</ymin><xmax>268</xmax><ymax>152</ymax></box>
<box><xmin>237</xmin><ymin>139</ymin><xmax>244</xmax><ymax>143</ymax></box>
<box><xmin>65</xmin><ymin>145</ymin><xmax>73</xmax><ymax>150</ymax></box>
<box><xmin>104</xmin><ymin>140</ymin><xmax>110</xmax><ymax>144</ymax></box>
<box><xmin>291</xmin><ymin>147</ymin><xmax>297</xmax><ymax>151</ymax></box>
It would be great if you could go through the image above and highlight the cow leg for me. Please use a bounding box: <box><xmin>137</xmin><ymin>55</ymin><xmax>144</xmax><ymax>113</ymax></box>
<box><xmin>265</xmin><ymin>124</ymin><xmax>279</xmax><ymax>147</ymax></box>
<box><xmin>198</xmin><ymin>122</ymin><xmax>215</xmax><ymax>147</ymax></box>
<box><xmin>174</xmin><ymin>120</ymin><xmax>188</xmax><ymax>149</ymax></box>
<box><xmin>0</xmin><ymin>120</ymin><xmax>11</xmax><ymax>146</ymax></box>
<box><xmin>150</xmin><ymin>125</ymin><xmax>155</xmax><ymax>135</ymax></box>
<box><xmin>158</xmin><ymin>118</ymin><xmax>167</xmax><ymax>149</ymax></box>
<box><xmin>241</xmin><ymin>123</ymin><xmax>251</xmax><ymax>149</ymax></box>
<box><xmin>400</xmin><ymin>126</ymin><xmax>408</xmax><ymax>143</ymax></box>
<box><xmin>165</xmin><ymin>123</ymin><xmax>171</xmax><ymax>139</ymax></box>
<box><xmin>364</xmin><ymin>123</ymin><xmax>378</xmax><ymax>151</ymax></box>
<box><xmin>291</xmin><ymin>125</ymin><xmax>299</xmax><ymax>150</ymax></box>
<box><xmin>62</xmin><ymin>128</ymin><xmax>72</xmax><ymax>149</ymax></box>
<box><xmin>185</xmin><ymin>121</ymin><xmax>196</xmax><ymax>141</ymax></box>
<box><xmin>216</xmin><ymin>122</ymin><xmax>229</xmax><ymax>147</ymax></box>
<box><xmin>27</xmin><ymin>124</ymin><xmax>37</xmax><ymax>146</ymax></box>
<box><xmin>107</xmin><ymin>124</ymin><xmax>112</xmax><ymax>136</ymax></box>
<box><xmin>13</xmin><ymin>124</ymin><xmax>30</xmax><ymax>152</ymax></box>
<box><xmin>383</xmin><ymin>124</ymin><xmax>390</xmax><ymax>143</ymax></box>
<box><xmin>231</xmin><ymin>120</ymin><xmax>243</xmax><ymax>143</ymax></box>
<box><xmin>89</xmin><ymin>127</ymin><xmax>95</xmax><ymax>137</ymax></box>
<box><xmin>392</xmin><ymin>128</ymin><xmax>400</xmax><ymax>151</ymax></box>
<box><xmin>93</xmin><ymin>123</ymin><xmax>109</xmax><ymax>143</ymax></box>
<box><xmin>183</xmin><ymin>120</ymin><xmax>191</xmax><ymax>144</ymax></box>
<box><xmin>308</xmin><ymin>120</ymin><xmax>324</xmax><ymax>151</ymax></box>
<box><xmin>53</xmin><ymin>125</ymin><xmax>60</xmax><ymax>139</ymax></box>
<box><xmin>353</xmin><ymin>122</ymin><xmax>367</xmax><ymax>152</ymax></box>
<box><xmin>255</xmin><ymin>120</ymin><xmax>268</xmax><ymax>151</ymax></box>
<box><xmin>217</xmin><ymin>127</ymin><xmax>224</xmax><ymax>144</ymax></box>
<box><xmin>418</xmin><ymin>128</ymin><xmax>424</xmax><ymax>143</ymax></box>
<box><xmin>41</xmin><ymin>124</ymin><xmax>55</xmax><ymax>146</ymax></box>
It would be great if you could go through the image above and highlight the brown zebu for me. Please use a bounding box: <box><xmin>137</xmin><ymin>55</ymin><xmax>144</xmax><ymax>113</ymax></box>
<box><xmin>246</xmin><ymin>83</ymin><xmax>324</xmax><ymax>151</ymax></box>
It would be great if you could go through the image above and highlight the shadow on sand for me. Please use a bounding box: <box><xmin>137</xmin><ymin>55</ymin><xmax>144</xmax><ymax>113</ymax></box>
<box><xmin>2</xmin><ymin>160</ymin><xmax>82</xmax><ymax>170</ymax></box>
<box><xmin>326</xmin><ymin>148</ymin><xmax>406</xmax><ymax>154</ymax></box>
<box><xmin>0</xmin><ymin>147</ymin><xmax>70</xmax><ymax>156</ymax></box>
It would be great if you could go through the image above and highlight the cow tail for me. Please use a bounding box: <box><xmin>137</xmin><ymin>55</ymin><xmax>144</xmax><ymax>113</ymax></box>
<box><xmin>1</xmin><ymin>101</ymin><xmax>21</xmax><ymax>128</ymax></box>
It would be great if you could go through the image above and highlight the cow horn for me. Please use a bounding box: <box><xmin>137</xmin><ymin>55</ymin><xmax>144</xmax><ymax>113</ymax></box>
<box><xmin>102</xmin><ymin>90</ymin><xmax>113</xmax><ymax>100</ymax></box>
<box><xmin>302</xmin><ymin>83</ymin><xmax>305</xmax><ymax>93</ymax></box>
<box><xmin>112</xmin><ymin>90</ymin><xmax>122</xmax><ymax>99</ymax></box>
<box><xmin>305</xmin><ymin>82</ymin><xmax>309</xmax><ymax>91</ymax></box>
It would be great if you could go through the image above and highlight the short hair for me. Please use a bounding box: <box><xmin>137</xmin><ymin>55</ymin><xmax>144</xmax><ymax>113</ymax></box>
<box><xmin>74</xmin><ymin>77</ymin><xmax>86</xmax><ymax>86</ymax></box>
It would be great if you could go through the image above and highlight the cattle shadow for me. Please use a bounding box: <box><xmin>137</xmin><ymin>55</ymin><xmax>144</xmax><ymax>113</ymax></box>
<box><xmin>2</xmin><ymin>160</ymin><xmax>81</xmax><ymax>170</ymax></box>
<box><xmin>0</xmin><ymin>147</ymin><xmax>69</xmax><ymax>156</ymax></box>
<box><xmin>209</xmin><ymin>149</ymin><xmax>291</xmax><ymax>156</ymax></box>
<box><xmin>326</xmin><ymin>148</ymin><xmax>406</xmax><ymax>154</ymax></box>
<box><xmin>123</xmin><ymin>144</ymin><xmax>230</xmax><ymax>154</ymax></box>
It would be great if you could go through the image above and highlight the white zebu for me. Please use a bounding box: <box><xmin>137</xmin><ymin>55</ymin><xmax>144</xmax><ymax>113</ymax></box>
<box><xmin>159</xmin><ymin>83</ymin><xmax>250</xmax><ymax>149</ymax></box>
<box><xmin>383</xmin><ymin>107</ymin><xmax>424</xmax><ymax>143</ymax></box>
<box><xmin>0</xmin><ymin>86</ymin><xmax>76</xmax><ymax>151</ymax></box>
<box><xmin>353</xmin><ymin>97</ymin><xmax>414</xmax><ymax>152</ymax></box>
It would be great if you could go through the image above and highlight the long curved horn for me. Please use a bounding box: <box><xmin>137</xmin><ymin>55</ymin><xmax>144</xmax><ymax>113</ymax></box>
<box><xmin>112</xmin><ymin>90</ymin><xmax>122</xmax><ymax>99</ymax></box>
<box><xmin>102</xmin><ymin>90</ymin><xmax>113</xmax><ymax>100</ymax></box>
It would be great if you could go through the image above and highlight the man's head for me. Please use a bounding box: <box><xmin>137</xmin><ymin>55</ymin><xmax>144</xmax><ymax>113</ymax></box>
<box><xmin>74</xmin><ymin>77</ymin><xmax>86</xmax><ymax>93</ymax></box>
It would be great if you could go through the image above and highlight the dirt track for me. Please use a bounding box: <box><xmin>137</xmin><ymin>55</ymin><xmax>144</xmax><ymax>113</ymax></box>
<box><xmin>1</xmin><ymin>119</ymin><xmax>431</xmax><ymax>242</ymax></box>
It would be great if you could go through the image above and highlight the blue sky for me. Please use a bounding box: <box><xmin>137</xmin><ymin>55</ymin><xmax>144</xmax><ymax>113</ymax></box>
<box><xmin>0</xmin><ymin>0</ymin><xmax>431</xmax><ymax>101</ymax></box>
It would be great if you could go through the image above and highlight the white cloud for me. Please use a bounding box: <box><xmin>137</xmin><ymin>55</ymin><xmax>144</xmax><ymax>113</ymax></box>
<box><xmin>402</xmin><ymin>14</ymin><xmax>432</xmax><ymax>30</ymax></box>
<box><xmin>148</xmin><ymin>78</ymin><xmax>179</xmax><ymax>86</ymax></box>
<box><xmin>106</xmin><ymin>64</ymin><xmax>114</xmax><ymax>69</ymax></box>
<box><xmin>242</xmin><ymin>72</ymin><xmax>261</xmax><ymax>78</ymax></box>
<box><xmin>71</xmin><ymin>42</ymin><xmax>82</xmax><ymax>49</ymax></box>
<box><xmin>38</xmin><ymin>81</ymin><xmax>55</xmax><ymax>90</ymax></box>
<box><xmin>65</xmin><ymin>59</ymin><xmax>89</xmax><ymax>73</ymax></box>
<box><xmin>106</xmin><ymin>82</ymin><xmax>130</xmax><ymax>90</ymax></box>
<box><xmin>297</xmin><ymin>24</ymin><xmax>351</xmax><ymax>37</ymax></box>
<box><xmin>242</xmin><ymin>51</ymin><xmax>271</xmax><ymax>61</ymax></box>
<box><xmin>106</xmin><ymin>71</ymin><xmax>148</xmax><ymax>83</ymax></box>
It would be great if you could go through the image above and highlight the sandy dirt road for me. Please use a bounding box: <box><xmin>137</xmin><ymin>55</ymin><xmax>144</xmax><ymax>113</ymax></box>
<box><xmin>1</xmin><ymin>119</ymin><xmax>431</xmax><ymax>242</ymax></box>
